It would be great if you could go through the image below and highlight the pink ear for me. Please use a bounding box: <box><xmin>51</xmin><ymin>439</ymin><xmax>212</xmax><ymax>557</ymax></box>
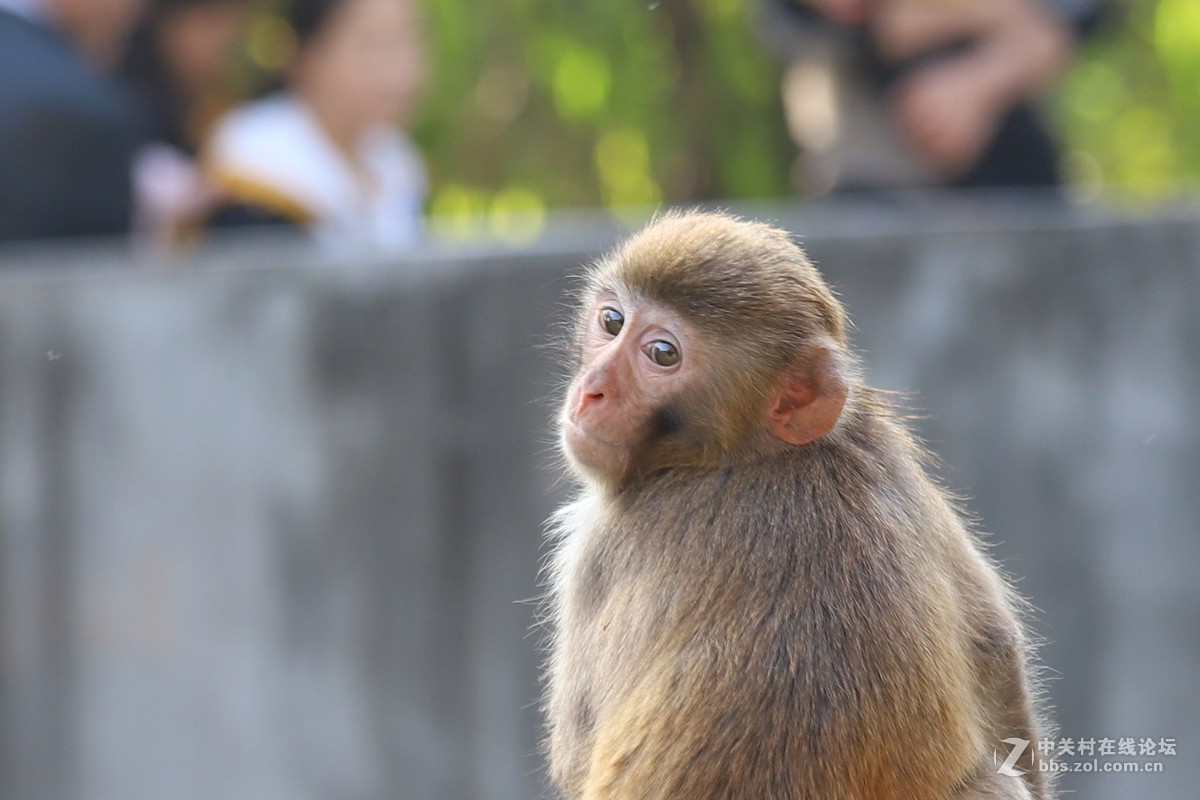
<box><xmin>766</xmin><ymin>347</ymin><xmax>848</xmax><ymax>446</ymax></box>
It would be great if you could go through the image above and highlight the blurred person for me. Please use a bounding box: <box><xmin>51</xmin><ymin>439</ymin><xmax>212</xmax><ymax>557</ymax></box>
<box><xmin>0</xmin><ymin>0</ymin><xmax>148</xmax><ymax>244</ymax></box>
<box><xmin>203</xmin><ymin>0</ymin><xmax>429</xmax><ymax>253</ymax></box>
<box><xmin>120</xmin><ymin>0</ymin><xmax>251</xmax><ymax>248</ymax></box>
<box><xmin>761</xmin><ymin>0</ymin><xmax>1102</xmax><ymax>194</ymax></box>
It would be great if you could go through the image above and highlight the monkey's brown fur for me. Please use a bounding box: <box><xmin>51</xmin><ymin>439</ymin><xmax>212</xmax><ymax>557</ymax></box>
<box><xmin>543</xmin><ymin>211</ymin><xmax>1050</xmax><ymax>799</ymax></box>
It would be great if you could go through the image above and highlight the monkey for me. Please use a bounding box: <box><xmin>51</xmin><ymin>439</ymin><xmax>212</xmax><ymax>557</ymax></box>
<box><xmin>540</xmin><ymin>210</ymin><xmax>1051</xmax><ymax>800</ymax></box>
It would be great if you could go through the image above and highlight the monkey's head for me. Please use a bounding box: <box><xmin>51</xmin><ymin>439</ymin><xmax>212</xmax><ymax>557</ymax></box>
<box><xmin>561</xmin><ymin>210</ymin><xmax>856</xmax><ymax>491</ymax></box>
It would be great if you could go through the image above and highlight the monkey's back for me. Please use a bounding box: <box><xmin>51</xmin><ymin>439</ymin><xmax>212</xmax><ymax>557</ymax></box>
<box><xmin>545</xmin><ymin>411</ymin><xmax>1014</xmax><ymax>799</ymax></box>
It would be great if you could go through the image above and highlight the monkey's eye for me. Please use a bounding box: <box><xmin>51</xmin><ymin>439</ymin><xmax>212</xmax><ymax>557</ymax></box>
<box><xmin>600</xmin><ymin>308</ymin><xmax>624</xmax><ymax>336</ymax></box>
<box><xmin>647</xmin><ymin>340</ymin><xmax>680</xmax><ymax>367</ymax></box>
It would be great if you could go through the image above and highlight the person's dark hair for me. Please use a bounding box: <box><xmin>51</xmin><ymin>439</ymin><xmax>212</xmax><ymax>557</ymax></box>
<box><xmin>287</xmin><ymin>0</ymin><xmax>347</xmax><ymax>48</ymax></box>
<box><xmin>120</xmin><ymin>0</ymin><xmax>247</xmax><ymax>152</ymax></box>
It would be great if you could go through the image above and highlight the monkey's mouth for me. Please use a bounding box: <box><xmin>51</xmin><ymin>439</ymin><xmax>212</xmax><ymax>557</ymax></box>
<box><xmin>564</xmin><ymin>418</ymin><xmax>625</xmax><ymax>450</ymax></box>
<box><xmin>563</xmin><ymin>419</ymin><xmax>642</xmax><ymax>476</ymax></box>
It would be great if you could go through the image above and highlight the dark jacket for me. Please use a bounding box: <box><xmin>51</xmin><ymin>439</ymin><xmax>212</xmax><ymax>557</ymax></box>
<box><xmin>0</xmin><ymin>10</ymin><xmax>142</xmax><ymax>244</ymax></box>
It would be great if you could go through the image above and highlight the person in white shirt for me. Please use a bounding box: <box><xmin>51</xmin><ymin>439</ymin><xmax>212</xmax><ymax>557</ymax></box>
<box><xmin>204</xmin><ymin>0</ymin><xmax>428</xmax><ymax>253</ymax></box>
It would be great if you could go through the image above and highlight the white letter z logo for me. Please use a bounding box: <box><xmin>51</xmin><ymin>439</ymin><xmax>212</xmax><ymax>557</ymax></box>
<box><xmin>995</xmin><ymin>737</ymin><xmax>1029</xmax><ymax>777</ymax></box>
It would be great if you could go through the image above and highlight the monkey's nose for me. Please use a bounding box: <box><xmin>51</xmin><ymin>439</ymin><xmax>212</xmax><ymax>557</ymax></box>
<box><xmin>576</xmin><ymin>390</ymin><xmax>605</xmax><ymax>416</ymax></box>
<box><xmin>576</xmin><ymin>365</ymin><xmax>618</xmax><ymax>413</ymax></box>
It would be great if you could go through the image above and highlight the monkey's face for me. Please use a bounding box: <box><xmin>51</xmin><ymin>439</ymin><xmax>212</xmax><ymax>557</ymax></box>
<box><xmin>559</xmin><ymin>212</ymin><xmax>857</xmax><ymax>492</ymax></box>
<box><xmin>561</xmin><ymin>289</ymin><xmax>709</xmax><ymax>486</ymax></box>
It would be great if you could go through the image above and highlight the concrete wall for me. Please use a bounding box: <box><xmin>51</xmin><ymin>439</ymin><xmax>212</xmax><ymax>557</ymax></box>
<box><xmin>0</xmin><ymin>199</ymin><xmax>1196</xmax><ymax>799</ymax></box>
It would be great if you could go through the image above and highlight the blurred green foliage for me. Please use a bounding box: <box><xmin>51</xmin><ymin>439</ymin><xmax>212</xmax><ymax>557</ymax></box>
<box><xmin>243</xmin><ymin>0</ymin><xmax>1200</xmax><ymax>235</ymax></box>
<box><xmin>1057</xmin><ymin>0</ymin><xmax>1200</xmax><ymax>204</ymax></box>
<box><xmin>411</xmin><ymin>0</ymin><xmax>791</xmax><ymax>240</ymax></box>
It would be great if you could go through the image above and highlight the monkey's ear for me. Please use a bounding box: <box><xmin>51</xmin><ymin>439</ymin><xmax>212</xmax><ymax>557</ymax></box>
<box><xmin>767</xmin><ymin>346</ymin><xmax>848</xmax><ymax>446</ymax></box>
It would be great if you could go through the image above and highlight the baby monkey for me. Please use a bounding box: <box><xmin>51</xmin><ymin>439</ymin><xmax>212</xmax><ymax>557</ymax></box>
<box><xmin>542</xmin><ymin>211</ymin><xmax>1050</xmax><ymax>799</ymax></box>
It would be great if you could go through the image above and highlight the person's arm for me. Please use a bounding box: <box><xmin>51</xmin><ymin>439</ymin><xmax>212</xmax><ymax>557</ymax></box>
<box><xmin>871</xmin><ymin>0</ymin><xmax>1009</xmax><ymax>64</ymax></box>
<box><xmin>883</xmin><ymin>0</ymin><xmax>1074</xmax><ymax>177</ymax></box>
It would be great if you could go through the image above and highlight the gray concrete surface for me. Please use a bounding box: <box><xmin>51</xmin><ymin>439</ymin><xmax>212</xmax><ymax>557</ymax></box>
<box><xmin>0</xmin><ymin>197</ymin><xmax>1196</xmax><ymax>799</ymax></box>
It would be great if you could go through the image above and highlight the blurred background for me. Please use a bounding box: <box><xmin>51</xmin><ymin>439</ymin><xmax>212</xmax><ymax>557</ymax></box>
<box><xmin>0</xmin><ymin>0</ymin><xmax>1197</xmax><ymax>798</ymax></box>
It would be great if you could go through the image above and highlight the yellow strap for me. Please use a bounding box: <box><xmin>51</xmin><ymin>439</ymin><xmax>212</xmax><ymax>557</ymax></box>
<box><xmin>207</xmin><ymin>169</ymin><xmax>318</xmax><ymax>226</ymax></box>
